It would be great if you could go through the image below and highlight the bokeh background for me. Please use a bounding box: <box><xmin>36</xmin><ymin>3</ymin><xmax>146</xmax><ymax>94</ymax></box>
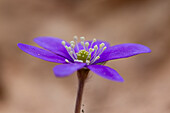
<box><xmin>0</xmin><ymin>0</ymin><xmax>170</xmax><ymax>113</ymax></box>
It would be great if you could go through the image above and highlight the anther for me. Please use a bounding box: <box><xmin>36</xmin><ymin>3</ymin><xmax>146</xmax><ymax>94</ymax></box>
<box><xmin>86</xmin><ymin>60</ymin><xmax>90</xmax><ymax>65</ymax></box>
<box><xmin>90</xmin><ymin>56</ymin><xmax>100</xmax><ymax>64</ymax></box>
<box><xmin>103</xmin><ymin>46</ymin><xmax>107</xmax><ymax>50</ymax></box>
<box><xmin>94</xmin><ymin>45</ymin><xmax>98</xmax><ymax>50</ymax></box>
<box><xmin>62</xmin><ymin>41</ymin><xmax>66</xmax><ymax>46</ymax></box>
<box><xmin>80</xmin><ymin>36</ymin><xmax>85</xmax><ymax>41</ymax></box>
<box><xmin>74</xmin><ymin>36</ymin><xmax>79</xmax><ymax>51</ymax></box>
<box><xmin>81</xmin><ymin>41</ymin><xmax>86</xmax><ymax>50</ymax></box>
<box><xmin>73</xmin><ymin>36</ymin><xmax>78</xmax><ymax>41</ymax></box>
<box><xmin>93</xmin><ymin>38</ymin><xmax>96</xmax><ymax>42</ymax></box>
<box><xmin>70</xmin><ymin>41</ymin><xmax>75</xmax><ymax>44</ymax></box>
<box><xmin>89</xmin><ymin>48</ymin><xmax>94</xmax><ymax>52</ymax></box>
<box><xmin>71</xmin><ymin>44</ymin><xmax>75</xmax><ymax>48</ymax></box>
<box><xmin>90</xmin><ymin>38</ymin><xmax>97</xmax><ymax>48</ymax></box>
<box><xmin>85</xmin><ymin>42</ymin><xmax>89</xmax><ymax>48</ymax></box>
<box><xmin>70</xmin><ymin>51</ymin><xmax>73</xmax><ymax>54</ymax></box>
<box><xmin>100</xmin><ymin>43</ymin><xmax>105</xmax><ymax>48</ymax></box>
<box><xmin>65</xmin><ymin>59</ymin><xmax>69</xmax><ymax>63</ymax></box>
<box><xmin>68</xmin><ymin>47</ymin><xmax>71</xmax><ymax>51</ymax></box>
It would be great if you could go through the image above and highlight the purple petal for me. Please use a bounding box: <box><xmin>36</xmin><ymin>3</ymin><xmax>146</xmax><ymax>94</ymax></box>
<box><xmin>53</xmin><ymin>63</ymin><xmax>86</xmax><ymax>77</ymax></box>
<box><xmin>18</xmin><ymin>43</ymin><xmax>65</xmax><ymax>63</ymax></box>
<box><xmin>87</xmin><ymin>65</ymin><xmax>124</xmax><ymax>82</ymax></box>
<box><xmin>95</xmin><ymin>43</ymin><xmax>151</xmax><ymax>63</ymax></box>
<box><xmin>34</xmin><ymin>37</ymin><xmax>72</xmax><ymax>61</ymax></box>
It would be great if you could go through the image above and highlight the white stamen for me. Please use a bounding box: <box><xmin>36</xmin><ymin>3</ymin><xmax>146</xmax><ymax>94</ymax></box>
<box><xmin>74</xmin><ymin>36</ymin><xmax>78</xmax><ymax>41</ymax></box>
<box><xmin>69</xmin><ymin>51</ymin><xmax>76</xmax><ymax>60</ymax></box>
<box><xmin>71</xmin><ymin>44</ymin><xmax>77</xmax><ymax>58</ymax></box>
<box><xmin>98</xmin><ymin>46</ymin><xmax>107</xmax><ymax>56</ymax></box>
<box><xmin>86</xmin><ymin>60</ymin><xmax>90</xmax><ymax>65</ymax></box>
<box><xmin>74</xmin><ymin>59</ymin><xmax>83</xmax><ymax>63</ymax></box>
<box><xmin>94</xmin><ymin>45</ymin><xmax>98</xmax><ymax>50</ymax></box>
<box><xmin>81</xmin><ymin>41</ymin><xmax>86</xmax><ymax>50</ymax></box>
<box><xmin>68</xmin><ymin>47</ymin><xmax>71</xmax><ymax>51</ymax></box>
<box><xmin>90</xmin><ymin>38</ymin><xmax>96</xmax><ymax>48</ymax></box>
<box><xmin>80</xmin><ymin>36</ymin><xmax>85</xmax><ymax>41</ymax></box>
<box><xmin>65</xmin><ymin>59</ymin><xmax>70</xmax><ymax>63</ymax></box>
<box><xmin>85</xmin><ymin>42</ymin><xmax>89</xmax><ymax>51</ymax></box>
<box><xmin>91</xmin><ymin>45</ymin><xmax>98</xmax><ymax>59</ymax></box>
<box><xmin>103</xmin><ymin>46</ymin><xmax>107</xmax><ymax>50</ymax></box>
<box><xmin>86</xmin><ymin>48</ymin><xmax>94</xmax><ymax>61</ymax></box>
<box><xmin>74</xmin><ymin>36</ymin><xmax>79</xmax><ymax>51</ymax></box>
<box><xmin>62</xmin><ymin>36</ymin><xmax>106</xmax><ymax>65</ymax></box>
<box><xmin>89</xmin><ymin>48</ymin><xmax>94</xmax><ymax>52</ymax></box>
<box><xmin>90</xmin><ymin>56</ymin><xmax>100</xmax><ymax>64</ymax></box>
<box><xmin>62</xmin><ymin>41</ymin><xmax>66</xmax><ymax>46</ymax></box>
<box><xmin>100</xmin><ymin>43</ymin><xmax>105</xmax><ymax>48</ymax></box>
<box><xmin>71</xmin><ymin>44</ymin><xmax>75</xmax><ymax>48</ymax></box>
<box><xmin>70</xmin><ymin>41</ymin><xmax>75</xmax><ymax>45</ymax></box>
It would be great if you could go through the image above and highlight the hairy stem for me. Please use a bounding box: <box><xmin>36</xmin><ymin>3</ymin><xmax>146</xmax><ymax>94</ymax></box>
<box><xmin>75</xmin><ymin>69</ymin><xmax>90</xmax><ymax>113</ymax></box>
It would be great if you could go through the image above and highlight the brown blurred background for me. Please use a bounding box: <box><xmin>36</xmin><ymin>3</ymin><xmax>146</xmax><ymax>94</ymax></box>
<box><xmin>0</xmin><ymin>0</ymin><xmax>170</xmax><ymax>113</ymax></box>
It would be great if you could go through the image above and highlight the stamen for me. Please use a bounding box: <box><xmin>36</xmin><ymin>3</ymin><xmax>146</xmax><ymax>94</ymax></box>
<box><xmin>86</xmin><ymin>60</ymin><xmax>90</xmax><ymax>65</ymax></box>
<box><xmin>65</xmin><ymin>59</ymin><xmax>70</xmax><ymax>63</ymax></box>
<box><xmin>91</xmin><ymin>45</ymin><xmax>98</xmax><ymax>59</ymax></box>
<box><xmin>98</xmin><ymin>46</ymin><xmax>107</xmax><ymax>56</ymax></box>
<box><xmin>80</xmin><ymin>36</ymin><xmax>85</xmax><ymax>41</ymax></box>
<box><xmin>71</xmin><ymin>44</ymin><xmax>77</xmax><ymax>58</ymax></box>
<box><xmin>90</xmin><ymin>38</ymin><xmax>96</xmax><ymax>48</ymax></box>
<box><xmin>68</xmin><ymin>47</ymin><xmax>71</xmax><ymax>51</ymax></box>
<box><xmin>100</xmin><ymin>43</ymin><xmax>105</xmax><ymax>48</ymax></box>
<box><xmin>74</xmin><ymin>36</ymin><xmax>78</xmax><ymax>41</ymax></box>
<box><xmin>74</xmin><ymin>36</ymin><xmax>79</xmax><ymax>51</ymax></box>
<box><xmin>90</xmin><ymin>56</ymin><xmax>100</xmax><ymax>64</ymax></box>
<box><xmin>62</xmin><ymin>36</ymin><xmax>105</xmax><ymax>65</ymax></box>
<box><xmin>70</xmin><ymin>41</ymin><xmax>75</xmax><ymax>45</ymax></box>
<box><xmin>81</xmin><ymin>41</ymin><xmax>86</xmax><ymax>50</ymax></box>
<box><xmin>86</xmin><ymin>48</ymin><xmax>94</xmax><ymax>61</ymax></box>
<box><xmin>94</xmin><ymin>45</ymin><xmax>98</xmax><ymax>50</ymax></box>
<box><xmin>62</xmin><ymin>41</ymin><xmax>66</xmax><ymax>46</ymax></box>
<box><xmin>74</xmin><ymin>59</ymin><xmax>83</xmax><ymax>63</ymax></box>
<box><xmin>69</xmin><ymin>51</ymin><xmax>76</xmax><ymax>60</ymax></box>
<box><xmin>85</xmin><ymin>42</ymin><xmax>89</xmax><ymax>51</ymax></box>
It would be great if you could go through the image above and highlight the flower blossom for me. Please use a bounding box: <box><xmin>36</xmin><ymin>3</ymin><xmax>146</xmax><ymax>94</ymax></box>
<box><xmin>18</xmin><ymin>36</ymin><xmax>151</xmax><ymax>82</ymax></box>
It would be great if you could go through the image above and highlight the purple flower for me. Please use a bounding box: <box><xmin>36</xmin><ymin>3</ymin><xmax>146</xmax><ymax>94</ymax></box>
<box><xmin>18</xmin><ymin>36</ymin><xmax>151</xmax><ymax>82</ymax></box>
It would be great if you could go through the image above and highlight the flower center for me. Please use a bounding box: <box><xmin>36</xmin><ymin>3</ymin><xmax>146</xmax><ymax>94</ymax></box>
<box><xmin>77</xmin><ymin>50</ymin><xmax>91</xmax><ymax>63</ymax></box>
<box><xmin>62</xmin><ymin>36</ymin><xmax>107</xmax><ymax>65</ymax></box>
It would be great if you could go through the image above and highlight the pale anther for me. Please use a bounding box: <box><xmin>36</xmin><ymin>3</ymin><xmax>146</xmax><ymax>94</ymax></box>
<box><xmin>81</xmin><ymin>41</ymin><xmax>84</xmax><ymax>46</ymax></box>
<box><xmin>103</xmin><ymin>46</ymin><xmax>107</xmax><ymax>50</ymax></box>
<box><xmin>62</xmin><ymin>41</ymin><xmax>66</xmax><ymax>46</ymax></box>
<box><xmin>94</xmin><ymin>45</ymin><xmax>98</xmax><ymax>50</ymax></box>
<box><xmin>100</xmin><ymin>43</ymin><xmax>105</xmax><ymax>48</ymax></box>
<box><xmin>70</xmin><ymin>51</ymin><xmax>73</xmax><ymax>54</ymax></box>
<box><xmin>73</xmin><ymin>36</ymin><xmax>78</xmax><ymax>41</ymax></box>
<box><xmin>89</xmin><ymin>48</ymin><xmax>94</xmax><ymax>52</ymax></box>
<box><xmin>80</xmin><ymin>36</ymin><xmax>85</xmax><ymax>41</ymax></box>
<box><xmin>85</xmin><ymin>42</ymin><xmax>89</xmax><ymax>47</ymax></box>
<box><xmin>71</xmin><ymin>44</ymin><xmax>75</xmax><ymax>48</ymax></box>
<box><xmin>70</xmin><ymin>41</ymin><xmax>75</xmax><ymax>44</ymax></box>
<box><xmin>68</xmin><ymin>47</ymin><xmax>71</xmax><ymax>51</ymax></box>
<box><xmin>65</xmin><ymin>59</ymin><xmax>69</xmax><ymax>63</ymax></box>
<box><xmin>93</xmin><ymin>38</ymin><xmax>96</xmax><ymax>42</ymax></box>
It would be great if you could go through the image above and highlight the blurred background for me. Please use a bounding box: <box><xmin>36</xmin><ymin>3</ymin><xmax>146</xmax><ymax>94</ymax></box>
<box><xmin>0</xmin><ymin>0</ymin><xmax>170</xmax><ymax>113</ymax></box>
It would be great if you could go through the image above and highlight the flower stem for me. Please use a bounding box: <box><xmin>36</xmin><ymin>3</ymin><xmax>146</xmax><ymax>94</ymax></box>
<box><xmin>75</xmin><ymin>69</ymin><xmax>90</xmax><ymax>113</ymax></box>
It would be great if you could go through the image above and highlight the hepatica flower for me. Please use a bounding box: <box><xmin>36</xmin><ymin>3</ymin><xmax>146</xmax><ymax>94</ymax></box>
<box><xmin>18</xmin><ymin>36</ymin><xmax>151</xmax><ymax>113</ymax></box>
<box><xmin>18</xmin><ymin>36</ymin><xmax>150</xmax><ymax>82</ymax></box>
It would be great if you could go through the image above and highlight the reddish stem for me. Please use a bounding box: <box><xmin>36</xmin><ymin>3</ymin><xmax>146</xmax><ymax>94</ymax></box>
<box><xmin>75</xmin><ymin>69</ymin><xmax>89</xmax><ymax>113</ymax></box>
